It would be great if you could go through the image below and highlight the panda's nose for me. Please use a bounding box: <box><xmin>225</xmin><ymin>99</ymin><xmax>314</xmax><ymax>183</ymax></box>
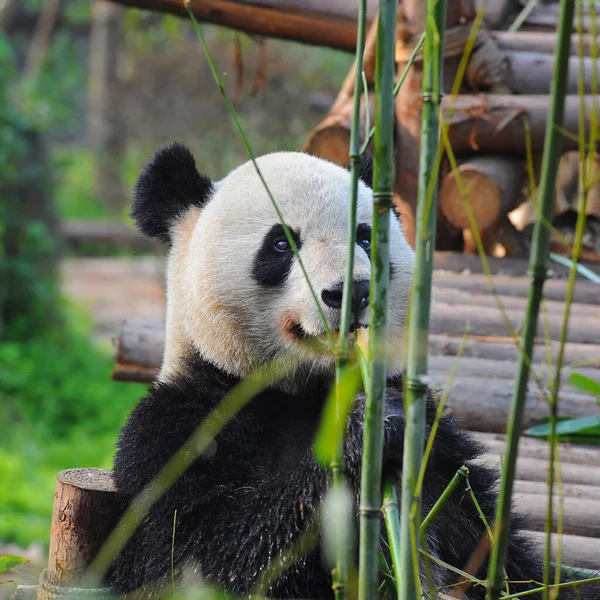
<box><xmin>321</xmin><ymin>280</ymin><xmax>370</xmax><ymax>314</ymax></box>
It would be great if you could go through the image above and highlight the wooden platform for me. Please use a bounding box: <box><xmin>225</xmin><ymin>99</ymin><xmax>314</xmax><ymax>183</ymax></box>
<box><xmin>109</xmin><ymin>253</ymin><xmax>600</xmax><ymax>572</ymax></box>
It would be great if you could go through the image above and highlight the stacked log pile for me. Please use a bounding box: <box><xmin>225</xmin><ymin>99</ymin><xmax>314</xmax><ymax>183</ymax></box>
<box><xmin>100</xmin><ymin>0</ymin><xmax>600</xmax><ymax>260</ymax></box>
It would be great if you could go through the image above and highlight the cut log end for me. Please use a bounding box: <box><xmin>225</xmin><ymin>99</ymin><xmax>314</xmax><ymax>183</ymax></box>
<box><xmin>304</xmin><ymin>126</ymin><xmax>351</xmax><ymax>166</ymax></box>
<box><xmin>440</xmin><ymin>157</ymin><xmax>526</xmax><ymax>232</ymax></box>
<box><xmin>441</xmin><ymin>166</ymin><xmax>503</xmax><ymax>230</ymax></box>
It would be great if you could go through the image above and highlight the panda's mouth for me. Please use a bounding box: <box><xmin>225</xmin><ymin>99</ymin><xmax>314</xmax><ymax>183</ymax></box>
<box><xmin>287</xmin><ymin>320</ymin><xmax>368</xmax><ymax>343</ymax></box>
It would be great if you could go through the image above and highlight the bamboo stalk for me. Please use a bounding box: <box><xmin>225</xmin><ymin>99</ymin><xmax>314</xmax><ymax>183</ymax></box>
<box><xmin>543</xmin><ymin>6</ymin><xmax>599</xmax><ymax>598</ymax></box>
<box><xmin>420</xmin><ymin>466</ymin><xmax>468</xmax><ymax>539</ymax></box>
<box><xmin>382</xmin><ymin>478</ymin><xmax>402</xmax><ymax>589</ymax></box>
<box><xmin>357</xmin><ymin>0</ymin><xmax>397</xmax><ymax>597</ymax></box>
<box><xmin>397</xmin><ymin>1</ymin><xmax>446</xmax><ymax>599</ymax></box>
<box><xmin>333</xmin><ymin>1</ymin><xmax>368</xmax><ymax>596</ymax></box>
<box><xmin>485</xmin><ymin>0</ymin><xmax>577</xmax><ymax>598</ymax></box>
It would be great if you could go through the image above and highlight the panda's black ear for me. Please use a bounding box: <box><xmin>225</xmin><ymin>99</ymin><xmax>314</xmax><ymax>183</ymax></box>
<box><xmin>358</xmin><ymin>153</ymin><xmax>373</xmax><ymax>189</ymax></box>
<box><xmin>131</xmin><ymin>142</ymin><xmax>214</xmax><ymax>243</ymax></box>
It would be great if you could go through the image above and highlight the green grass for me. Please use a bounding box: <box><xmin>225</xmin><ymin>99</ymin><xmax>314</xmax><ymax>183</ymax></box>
<box><xmin>0</xmin><ymin>304</ymin><xmax>146</xmax><ymax>547</ymax></box>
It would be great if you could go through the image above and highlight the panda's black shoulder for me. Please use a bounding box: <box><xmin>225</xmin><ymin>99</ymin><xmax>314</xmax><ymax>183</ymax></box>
<box><xmin>113</xmin><ymin>358</ymin><xmax>238</xmax><ymax>496</ymax></box>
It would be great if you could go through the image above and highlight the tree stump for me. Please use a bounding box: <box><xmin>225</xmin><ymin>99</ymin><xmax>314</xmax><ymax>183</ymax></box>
<box><xmin>34</xmin><ymin>469</ymin><xmax>121</xmax><ymax>600</ymax></box>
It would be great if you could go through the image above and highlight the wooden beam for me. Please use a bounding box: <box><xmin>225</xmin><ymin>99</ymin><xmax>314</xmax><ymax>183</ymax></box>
<box><xmin>104</xmin><ymin>0</ymin><xmax>377</xmax><ymax>52</ymax></box>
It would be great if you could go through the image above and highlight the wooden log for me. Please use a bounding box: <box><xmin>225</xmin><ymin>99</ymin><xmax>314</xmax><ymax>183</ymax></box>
<box><xmin>526</xmin><ymin>530</ymin><xmax>600</xmax><ymax>571</ymax></box>
<box><xmin>512</xmin><ymin>494</ymin><xmax>600</xmax><ymax>539</ymax></box>
<box><xmin>431</xmin><ymin>272</ymin><xmax>600</xmax><ymax>304</ymax></box>
<box><xmin>475</xmin><ymin>431</ymin><xmax>600</xmax><ymax>467</ymax></box>
<box><xmin>428</xmin><ymin>355</ymin><xmax>599</xmax><ymax>388</ymax></box>
<box><xmin>476</xmin><ymin>455</ymin><xmax>600</xmax><ymax>490</ymax></box>
<box><xmin>39</xmin><ymin>468</ymin><xmax>120</xmax><ymax>598</ymax></box>
<box><xmin>428</xmin><ymin>334</ymin><xmax>600</xmax><ymax>366</ymax></box>
<box><xmin>524</xmin><ymin>3</ymin><xmax>600</xmax><ymax>34</ymax></box>
<box><xmin>427</xmin><ymin>301</ymin><xmax>600</xmax><ymax>345</ymax></box>
<box><xmin>474</xmin><ymin>431</ymin><xmax>600</xmax><ymax>467</ymax></box>
<box><xmin>492</xmin><ymin>31</ymin><xmax>600</xmax><ymax>58</ymax></box>
<box><xmin>439</xmin><ymin>156</ymin><xmax>525</xmax><ymax>231</ymax></box>
<box><xmin>441</xmin><ymin>378</ymin><xmax>599</xmax><ymax>433</ymax></box>
<box><xmin>506</xmin><ymin>52</ymin><xmax>598</xmax><ymax>96</ymax></box>
<box><xmin>445</xmin><ymin>95</ymin><xmax>599</xmax><ymax>154</ymax></box>
<box><xmin>513</xmin><ymin>480</ymin><xmax>600</xmax><ymax>503</ymax></box>
<box><xmin>303</xmin><ymin>95</ymin><xmax>374</xmax><ymax>166</ymax></box>
<box><xmin>104</xmin><ymin>0</ymin><xmax>377</xmax><ymax>52</ymax></box>
<box><xmin>431</xmin><ymin>284</ymin><xmax>598</xmax><ymax>319</ymax></box>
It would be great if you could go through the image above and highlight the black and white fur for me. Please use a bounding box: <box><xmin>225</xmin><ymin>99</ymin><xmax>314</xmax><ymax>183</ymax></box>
<box><xmin>109</xmin><ymin>143</ymin><xmax>597</xmax><ymax>599</ymax></box>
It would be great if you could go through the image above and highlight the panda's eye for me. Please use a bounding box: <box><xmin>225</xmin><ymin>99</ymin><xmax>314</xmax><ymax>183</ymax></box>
<box><xmin>358</xmin><ymin>237</ymin><xmax>371</xmax><ymax>251</ymax></box>
<box><xmin>273</xmin><ymin>238</ymin><xmax>291</xmax><ymax>252</ymax></box>
<box><xmin>356</xmin><ymin>223</ymin><xmax>372</xmax><ymax>253</ymax></box>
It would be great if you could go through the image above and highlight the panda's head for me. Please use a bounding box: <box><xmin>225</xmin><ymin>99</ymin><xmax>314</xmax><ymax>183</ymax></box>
<box><xmin>132</xmin><ymin>143</ymin><xmax>414</xmax><ymax>383</ymax></box>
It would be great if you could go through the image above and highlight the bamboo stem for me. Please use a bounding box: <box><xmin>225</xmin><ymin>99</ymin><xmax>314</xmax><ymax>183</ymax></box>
<box><xmin>382</xmin><ymin>478</ymin><xmax>402</xmax><ymax>590</ymax></box>
<box><xmin>332</xmin><ymin>1</ymin><xmax>368</xmax><ymax>596</ymax></box>
<box><xmin>485</xmin><ymin>0</ymin><xmax>576</xmax><ymax>598</ymax></box>
<box><xmin>397</xmin><ymin>1</ymin><xmax>446</xmax><ymax>599</ymax></box>
<box><xmin>543</xmin><ymin>6</ymin><xmax>598</xmax><ymax>598</ymax></box>
<box><xmin>357</xmin><ymin>1</ymin><xmax>397</xmax><ymax>598</ymax></box>
<box><xmin>420</xmin><ymin>466</ymin><xmax>468</xmax><ymax>539</ymax></box>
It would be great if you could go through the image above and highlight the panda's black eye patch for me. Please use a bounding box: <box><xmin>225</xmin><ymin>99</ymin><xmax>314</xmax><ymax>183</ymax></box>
<box><xmin>356</xmin><ymin>223</ymin><xmax>371</xmax><ymax>255</ymax></box>
<box><xmin>253</xmin><ymin>224</ymin><xmax>301</xmax><ymax>286</ymax></box>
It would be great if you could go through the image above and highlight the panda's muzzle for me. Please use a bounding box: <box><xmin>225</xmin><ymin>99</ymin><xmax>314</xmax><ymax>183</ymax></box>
<box><xmin>321</xmin><ymin>280</ymin><xmax>370</xmax><ymax>316</ymax></box>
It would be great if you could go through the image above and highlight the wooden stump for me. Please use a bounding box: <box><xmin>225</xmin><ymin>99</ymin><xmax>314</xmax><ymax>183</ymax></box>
<box><xmin>439</xmin><ymin>156</ymin><xmax>525</xmax><ymax>232</ymax></box>
<box><xmin>36</xmin><ymin>469</ymin><xmax>121</xmax><ymax>599</ymax></box>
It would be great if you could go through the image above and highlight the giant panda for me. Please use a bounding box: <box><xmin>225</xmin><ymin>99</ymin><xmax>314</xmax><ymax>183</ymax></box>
<box><xmin>108</xmin><ymin>143</ymin><xmax>596</xmax><ymax>599</ymax></box>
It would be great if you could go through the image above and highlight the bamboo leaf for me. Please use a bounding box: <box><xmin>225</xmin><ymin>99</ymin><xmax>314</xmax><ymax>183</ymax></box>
<box><xmin>0</xmin><ymin>556</ymin><xmax>28</xmax><ymax>574</ymax></box>
<box><xmin>525</xmin><ymin>415</ymin><xmax>600</xmax><ymax>438</ymax></box>
<box><xmin>568</xmin><ymin>373</ymin><xmax>600</xmax><ymax>397</ymax></box>
<box><xmin>315</xmin><ymin>363</ymin><xmax>362</xmax><ymax>465</ymax></box>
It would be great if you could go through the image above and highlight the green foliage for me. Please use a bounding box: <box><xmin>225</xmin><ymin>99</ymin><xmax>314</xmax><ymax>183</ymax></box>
<box><xmin>0</xmin><ymin>311</ymin><xmax>144</xmax><ymax>546</ymax></box>
<box><xmin>568</xmin><ymin>372</ymin><xmax>600</xmax><ymax>398</ymax></box>
<box><xmin>524</xmin><ymin>374</ymin><xmax>600</xmax><ymax>443</ymax></box>
<box><xmin>0</xmin><ymin>556</ymin><xmax>28</xmax><ymax>575</ymax></box>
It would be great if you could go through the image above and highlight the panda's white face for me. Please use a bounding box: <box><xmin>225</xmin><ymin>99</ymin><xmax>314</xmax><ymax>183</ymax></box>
<box><xmin>162</xmin><ymin>151</ymin><xmax>414</xmax><ymax>382</ymax></box>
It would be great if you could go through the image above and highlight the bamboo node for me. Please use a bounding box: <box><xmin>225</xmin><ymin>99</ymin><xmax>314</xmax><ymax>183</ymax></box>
<box><xmin>527</xmin><ymin>265</ymin><xmax>550</xmax><ymax>282</ymax></box>
<box><xmin>358</xmin><ymin>506</ymin><xmax>382</xmax><ymax>516</ymax></box>
<box><xmin>405</xmin><ymin>377</ymin><xmax>429</xmax><ymax>393</ymax></box>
